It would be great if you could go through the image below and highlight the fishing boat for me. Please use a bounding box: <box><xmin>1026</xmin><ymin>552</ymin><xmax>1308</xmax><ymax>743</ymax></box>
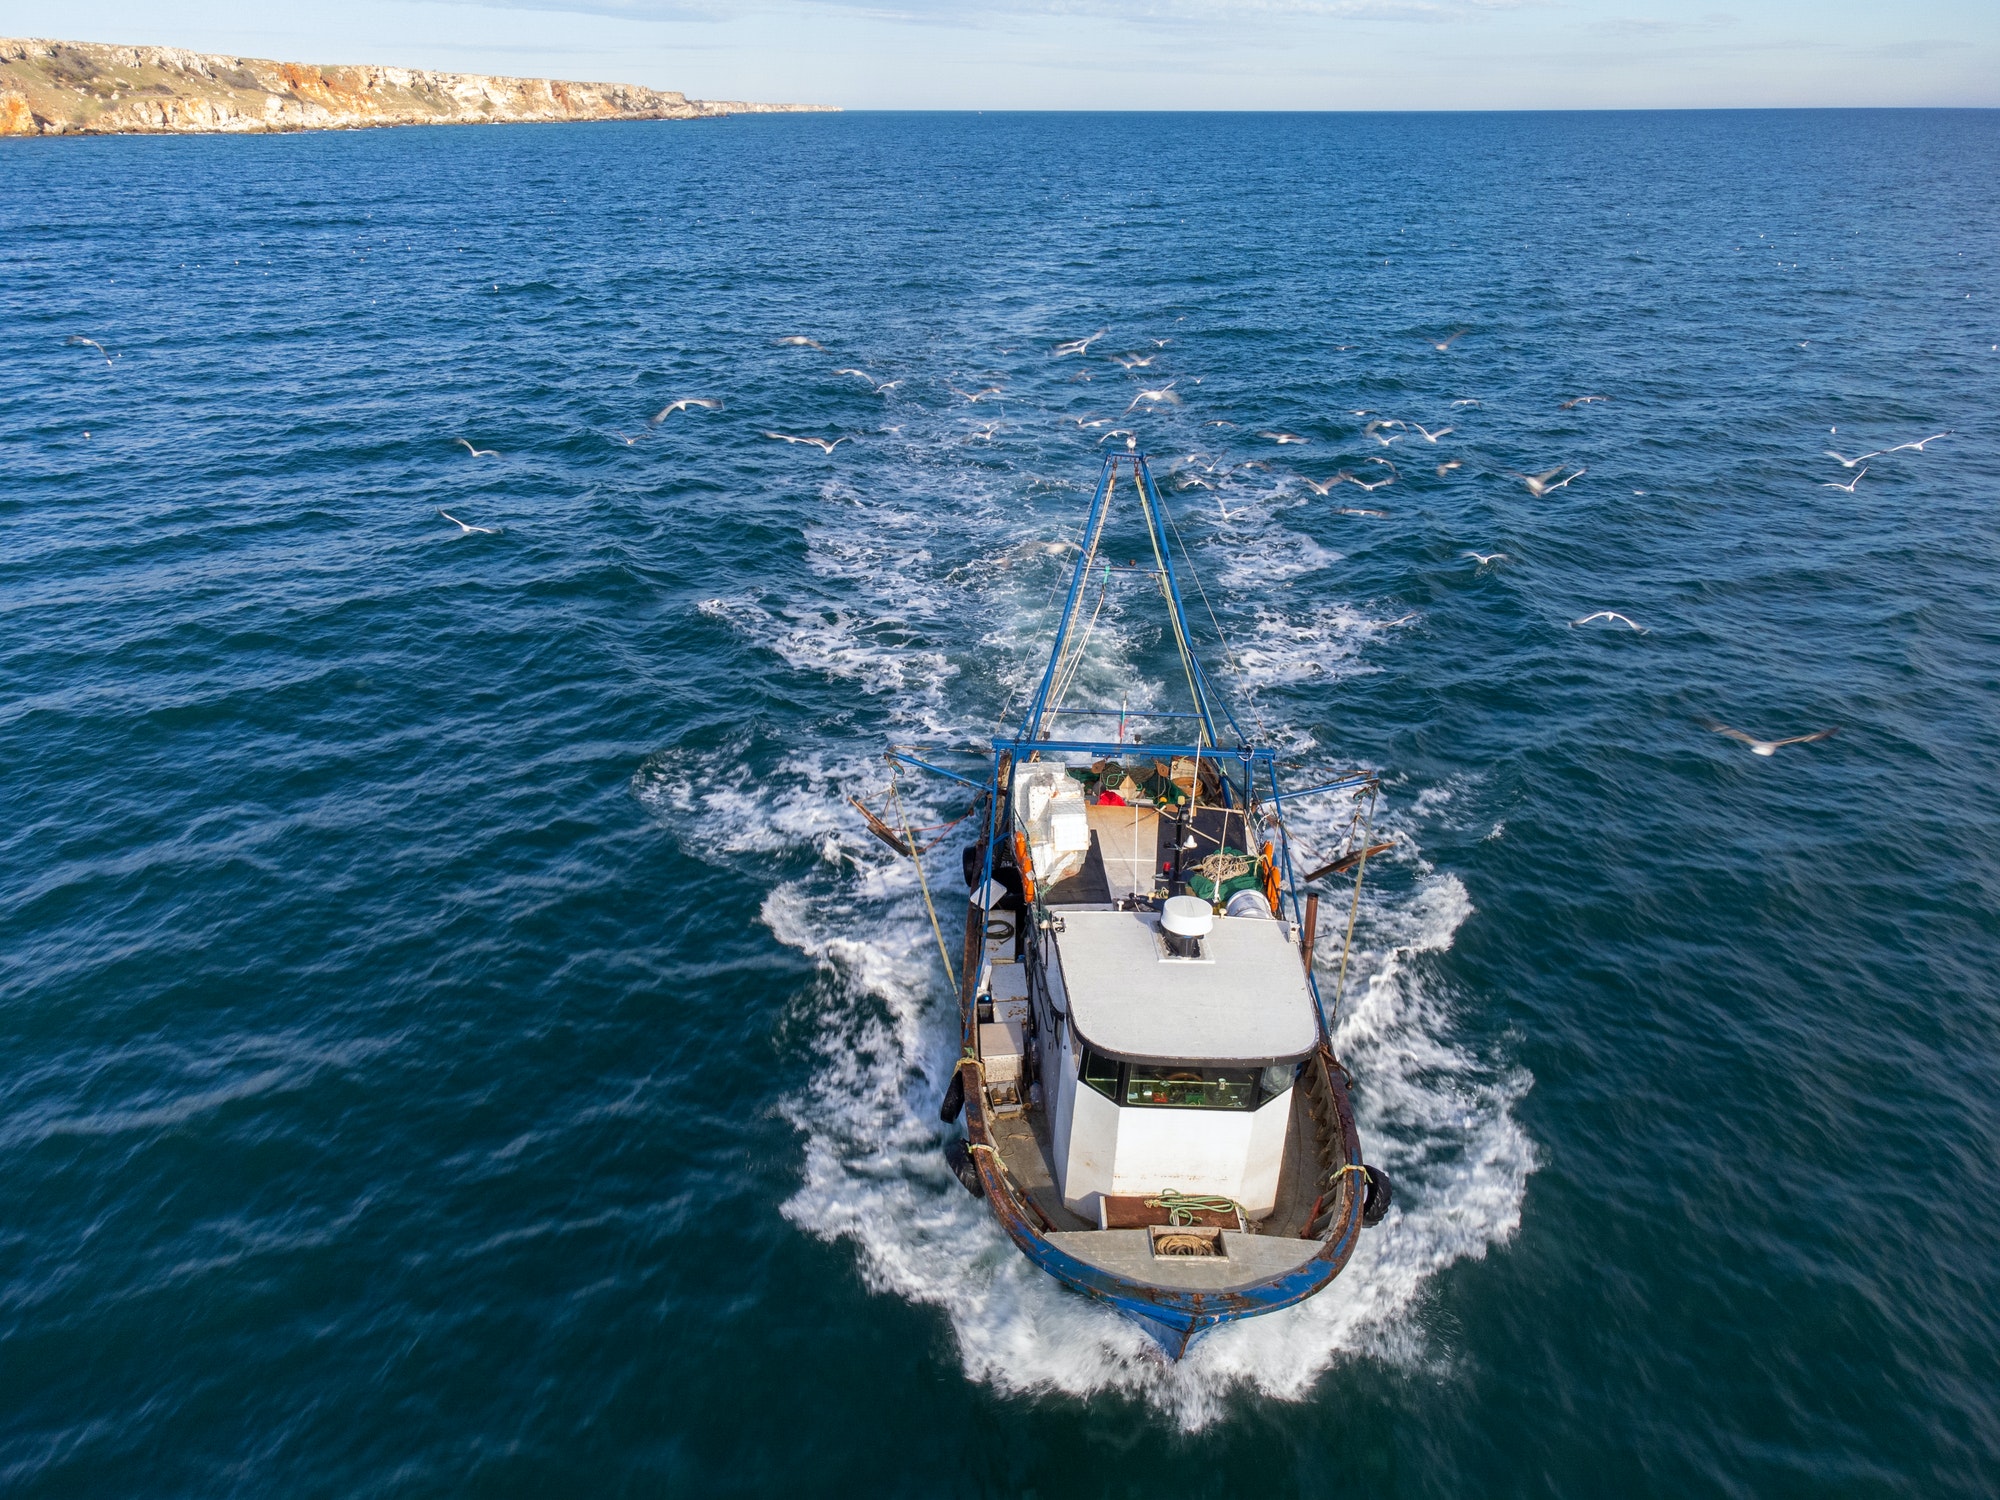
<box><xmin>875</xmin><ymin>453</ymin><xmax>1392</xmax><ymax>1359</ymax></box>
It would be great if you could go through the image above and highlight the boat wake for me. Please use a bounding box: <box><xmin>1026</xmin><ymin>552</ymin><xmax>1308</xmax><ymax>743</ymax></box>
<box><xmin>645</xmin><ymin>404</ymin><xmax>1534</xmax><ymax>1430</ymax></box>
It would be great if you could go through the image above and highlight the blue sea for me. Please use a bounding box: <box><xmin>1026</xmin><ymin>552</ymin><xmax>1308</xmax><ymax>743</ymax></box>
<box><xmin>3</xmin><ymin>109</ymin><xmax>1997</xmax><ymax>1495</ymax></box>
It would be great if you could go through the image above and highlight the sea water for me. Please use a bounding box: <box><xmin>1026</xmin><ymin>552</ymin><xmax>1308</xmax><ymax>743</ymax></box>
<box><xmin>3</xmin><ymin>110</ymin><xmax>1997</xmax><ymax>1494</ymax></box>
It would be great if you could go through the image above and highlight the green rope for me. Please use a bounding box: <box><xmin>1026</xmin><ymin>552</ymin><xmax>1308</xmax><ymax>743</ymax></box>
<box><xmin>1143</xmin><ymin>1190</ymin><xmax>1241</xmax><ymax>1226</ymax></box>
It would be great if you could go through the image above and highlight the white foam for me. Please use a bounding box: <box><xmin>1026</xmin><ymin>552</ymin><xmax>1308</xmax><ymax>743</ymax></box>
<box><xmin>659</xmin><ymin>369</ymin><xmax>1533</xmax><ymax>1425</ymax></box>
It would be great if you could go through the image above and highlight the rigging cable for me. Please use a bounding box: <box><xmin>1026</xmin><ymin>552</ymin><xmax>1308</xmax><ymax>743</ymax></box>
<box><xmin>1152</xmin><ymin>466</ymin><xmax>1268</xmax><ymax>743</ymax></box>
<box><xmin>1328</xmin><ymin>782</ymin><xmax>1380</xmax><ymax>1029</ymax></box>
<box><xmin>889</xmin><ymin>765</ymin><xmax>958</xmax><ymax>996</ymax></box>
<box><xmin>1133</xmin><ymin>461</ymin><xmax>1207</xmax><ymax>744</ymax></box>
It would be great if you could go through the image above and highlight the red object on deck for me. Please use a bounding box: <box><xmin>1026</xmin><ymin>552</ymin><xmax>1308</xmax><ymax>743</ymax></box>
<box><xmin>1096</xmin><ymin>791</ymin><xmax>1126</xmax><ymax>806</ymax></box>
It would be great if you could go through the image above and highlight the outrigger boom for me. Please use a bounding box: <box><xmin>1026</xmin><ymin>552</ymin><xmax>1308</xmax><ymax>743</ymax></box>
<box><xmin>890</xmin><ymin>453</ymin><xmax>1392</xmax><ymax>1357</ymax></box>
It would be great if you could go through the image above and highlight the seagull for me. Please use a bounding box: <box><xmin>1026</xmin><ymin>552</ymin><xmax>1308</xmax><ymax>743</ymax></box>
<box><xmin>1697</xmin><ymin>718</ymin><xmax>1838</xmax><ymax>756</ymax></box>
<box><xmin>1451</xmin><ymin>399</ymin><xmax>1481</xmax><ymax>407</ymax></box>
<box><xmin>1569</xmin><ymin>611</ymin><xmax>1646</xmax><ymax>632</ymax></box>
<box><xmin>1339</xmin><ymin>507</ymin><xmax>1389</xmax><ymax>518</ymax></box>
<box><xmin>67</xmin><ymin>335</ymin><xmax>115</xmax><ymax>367</ymax></box>
<box><xmin>950</xmin><ymin>384</ymin><xmax>1005</xmax><ymax>403</ymax></box>
<box><xmin>775</xmin><ymin>336</ymin><xmax>823</xmax><ymax>349</ymax></box>
<box><xmin>650</xmin><ymin>397</ymin><xmax>722</xmax><ymax>425</ymax></box>
<box><xmin>1259</xmin><ymin>432</ymin><xmax>1308</xmax><ymax>444</ymax></box>
<box><xmin>1178</xmin><ymin>475</ymin><xmax>1213</xmax><ymax>489</ymax></box>
<box><xmin>1824</xmin><ymin>449</ymin><xmax>1881</xmax><ymax>468</ymax></box>
<box><xmin>1427</xmin><ymin>330</ymin><xmax>1467</xmax><ymax>351</ymax></box>
<box><xmin>1408</xmin><ymin>423</ymin><xmax>1453</xmax><ymax>443</ymax></box>
<box><xmin>610</xmin><ymin>431</ymin><xmax>643</xmax><ymax>446</ymax></box>
<box><xmin>1513</xmin><ymin>466</ymin><xmax>1585</xmax><ymax>497</ymax></box>
<box><xmin>1347</xmin><ymin>472</ymin><xmax>1395</xmax><ymax>492</ymax></box>
<box><xmin>1881</xmin><ymin>432</ymin><xmax>1950</xmax><ymax>453</ymax></box>
<box><xmin>455</xmin><ymin>438</ymin><xmax>498</xmax><ymax>458</ymax></box>
<box><xmin>1364</xmin><ymin>419</ymin><xmax>1404</xmax><ymax>446</ymax></box>
<box><xmin>1559</xmin><ymin>396</ymin><xmax>1608</xmax><ymax>409</ymax></box>
<box><xmin>764</xmin><ymin>431</ymin><xmax>849</xmax><ymax>454</ymax></box>
<box><xmin>1112</xmin><ymin>354</ymin><xmax>1157</xmax><ymax>369</ymax></box>
<box><xmin>1052</xmin><ymin>328</ymin><xmax>1109</xmax><ymax>357</ymax></box>
<box><xmin>1436</xmin><ymin>460</ymin><xmax>1462</xmax><ymax>476</ymax></box>
<box><xmin>1125</xmin><ymin>382</ymin><xmax>1179</xmax><ymax>411</ymax></box>
<box><xmin>438</xmin><ymin>509</ymin><xmax>496</xmax><ymax>535</ymax></box>
<box><xmin>1097</xmin><ymin>428</ymin><xmax>1136</xmax><ymax>445</ymax></box>
<box><xmin>1822</xmin><ymin>469</ymin><xmax>1866</xmax><ymax>493</ymax></box>
<box><xmin>1206</xmin><ymin>420</ymin><xmax>1237</xmax><ymax>428</ymax></box>
<box><xmin>1464</xmin><ymin>551</ymin><xmax>1507</xmax><ymax>567</ymax></box>
<box><xmin>966</xmin><ymin>423</ymin><xmax>1000</xmax><ymax>442</ymax></box>
<box><xmin>833</xmin><ymin>368</ymin><xmax>874</xmax><ymax>381</ymax></box>
<box><xmin>1299</xmin><ymin>474</ymin><xmax>1345</xmax><ymax>496</ymax></box>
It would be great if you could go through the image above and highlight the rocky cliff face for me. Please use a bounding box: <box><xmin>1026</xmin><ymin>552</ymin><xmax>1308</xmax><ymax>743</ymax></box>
<box><xmin>0</xmin><ymin>37</ymin><xmax>833</xmax><ymax>136</ymax></box>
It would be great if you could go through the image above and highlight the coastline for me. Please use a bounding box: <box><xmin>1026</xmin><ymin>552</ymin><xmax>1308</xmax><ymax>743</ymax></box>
<box><xmin>0</xmin><ymin>37</ymin><xmax>835</xmax><ymax>137</ymax></box>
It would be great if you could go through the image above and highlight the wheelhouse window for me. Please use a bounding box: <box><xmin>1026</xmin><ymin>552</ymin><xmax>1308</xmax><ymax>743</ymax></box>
<box><xmin>1078</xmin><ymin>1049</ymin><xmax>1294</xmax><ymax>1111</ymax></box>
<box><xmin>1081</xmin><ymin>1047</ymin><xmax>1121</xmax><ymax>1101</ymax></box>
<box><xmin>1124</xmin><ymin>1063</ymin><xmax>1258</xmax><ymax>1111</ymax></box>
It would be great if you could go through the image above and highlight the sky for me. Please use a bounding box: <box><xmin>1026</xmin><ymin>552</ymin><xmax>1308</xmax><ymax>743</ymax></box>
<box><xmin>3</xmin><ymin>0</ymin><xmax>1996</xmax><ymax>110</ymax></box>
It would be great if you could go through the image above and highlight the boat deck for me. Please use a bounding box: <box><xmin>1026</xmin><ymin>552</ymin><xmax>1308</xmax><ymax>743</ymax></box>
<box><xmin>991</xmin><ymin>1074</ymin><xmax>1326</xmax><ymax>1242</ymax></box>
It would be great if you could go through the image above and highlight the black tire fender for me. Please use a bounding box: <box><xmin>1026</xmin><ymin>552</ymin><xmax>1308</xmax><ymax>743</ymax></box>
<box><xmin>944</xmin><ymin>1137</ymin><xmax>984</xmax><ymax>1198</ymax></box>
<box><xmin>1360</xmin><ymin>1163</ymin><xmax>1393</xmax><ymax>1228</ymax></box>
<box><xmin>938</xmin><ymin>1067</ymin><xmax>966</xmax><ymax>1124</ymax></box>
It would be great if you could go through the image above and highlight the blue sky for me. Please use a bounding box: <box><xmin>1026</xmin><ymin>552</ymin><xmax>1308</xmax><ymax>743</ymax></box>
<box><xmin>4</xmin><ymin>0</ymin><xmax>1996</xmax><ymax>109</ymax></box>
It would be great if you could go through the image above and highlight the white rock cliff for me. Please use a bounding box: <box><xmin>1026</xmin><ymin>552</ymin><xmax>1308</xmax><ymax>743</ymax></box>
<box><xmin>0</xmin><ymin>37</ymin><xmax>833</xmax><ymax>136</ymax></box>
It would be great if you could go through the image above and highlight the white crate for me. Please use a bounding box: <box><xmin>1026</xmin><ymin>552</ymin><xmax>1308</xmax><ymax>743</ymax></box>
<box><xmin>979</xmin><ymin>1019</ymin><xmax>1024</xmax><ymax>1084</ymax></box>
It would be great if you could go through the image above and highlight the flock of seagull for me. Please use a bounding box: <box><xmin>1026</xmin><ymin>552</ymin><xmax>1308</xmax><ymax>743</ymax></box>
<box><xmin>65</xmin><ymin>321</ymin><xmax>1948</xmax><ymax>760</ymax></box>
<box><xmin>426</xmin><ymin>322</ymin><xmax>1961</xmax><ymax>757</ymax></box>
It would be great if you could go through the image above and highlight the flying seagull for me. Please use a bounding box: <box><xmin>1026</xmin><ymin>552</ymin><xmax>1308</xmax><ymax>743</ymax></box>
<box><xmin>1097</xmin><ymin>428</ymin><xmax>1136</xmax><ymax>445</ymax></box>
<box><xmin>438</xmin><ymin>509</ymin><xmax>496</xmax><ymax>535</ymax></box>
<box><xmin>1881</xmin><ymin>432</ymin><xmax>1950</xmax><ymax>454</ymax></box>
<box><xmin>1559</xmin><ymin>396</ymin><xmax>1608</xmax><ymax>409</ymax></box>
<box><xmin>764</xmin><ymin>432</ymin><xmax>849</xmax><ymax>454</ymax></box>
<box><xmin>1451</xmin><ymin>399</ymin><xmax>1481</xmax><ymax>407</ymax></box>
<box><xmin>1299</xmin><ymin>474</ymin><xmax>1345</xmax><ymax>496</ymax></box>
<box><xmin>1464</xmin><ymin>551</ymin><xmax>1507</xmax><ymax>567</ymax></box>
<box><xmin>1112</xmin><ymin>354</ymin><xmax>1157</xmax><ymax>369</ymax></box>
<box><xmin>651</xmin><ymin>398</ymin><xmax>722</xmax><ymax>425</ymax></box>
<box><xmin>1512</xmin><ymin>466</ymin><xmax>1585</xmax><ymax>497</ymax></box>
<box><xmin>1339</xmin><ymin>506</ymin><xmax>1389</xmax><ymax>518</ymax></box>
<box><xmin>1125</xmin><ymin>382</ymin><xmax>1179</xmax><ymax>411</ymax></box>
<box><xmin>1052</xmin><ymin>328</ymin><xmax>1109</xmax><ymax>357</ymax></box>
<box><xmin>949</xmin><ymin>384</ymin><xmax>1005</xmax><ymax>403</ymax></box>
<box><xmin>1436</xmin><ymin>460</ymin><xmax>1462</xmax><ymax>476</ymax></box>
<box><xmin>1697</xmin><ymin>718</ymin><xmax>1838</xmax><ymax>756</ymax></box>
<box><xmin>1364</xmin><ymin>419</ymin><xmax>1405</xmax><ymax>446</ymax></box>
<box><xmin>1408</xmin><ymin>422</ymin><xmax>1453</xmax><ymax>443</ymax></box>
<box><xmin>1570</xmin><ymin>611</ymin><xmax>1646</xmax><ymax>632</ymax></box>
<box><xmin>1259</xmin><ymin>432</ymin><xmax>1308</xmax><ymax>444</ymax></box>
<box><xmin>1824</xmin><ymin>448</ymin><xmax>1880</xmax><ymax>468</ymax></box>
<box><xmin>455</xmin><ymin>438</ymin><xmax>498</xmax><ymax>458</ymax></box>
<box><xmin>1822</xmin><ymin>469</ymin><xmax>1866</xmax><ymax>493</ymax></box>
<box><xmin>1427</xmin><ymin>330</ymin><xmax>1467</xmax><ymax>351</ymax></box>
<box><xmin>775</xmin><ymin>336</ymin><xmax>824</xmax><ymax>349</ymax></box>
<box><xmin>67</xmin><ymin>335</ymin><xmax>115</xmax><ymax>367</ymax></box>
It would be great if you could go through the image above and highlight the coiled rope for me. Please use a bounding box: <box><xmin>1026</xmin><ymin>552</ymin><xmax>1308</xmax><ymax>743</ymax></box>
<box><xmin>1143</xmin><ymin>1190</ymin><xmax>1243</xmax><ymax>1227</ymax></box>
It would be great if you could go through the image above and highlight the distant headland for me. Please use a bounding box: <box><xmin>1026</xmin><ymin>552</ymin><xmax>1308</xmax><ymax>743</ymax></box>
<box><xmin>0</xmin><ymin>37</ymin><xmax>836</xmax><ymax>136</ymax></box>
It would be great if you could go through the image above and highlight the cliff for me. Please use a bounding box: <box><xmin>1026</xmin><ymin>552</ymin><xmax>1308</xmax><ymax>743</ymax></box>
<box><xmin>0</xmin><ymin>37</ymin><xmax>834</xmax><ymax>136</ymax></box>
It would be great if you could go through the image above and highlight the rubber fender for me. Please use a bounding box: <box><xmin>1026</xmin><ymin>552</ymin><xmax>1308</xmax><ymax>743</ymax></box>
<box><xmin>938</xmin><ymin>1068</ymin><xmax>966</xmax><ymax>1124</ymax></box>
<box><xmin>962</xmin><ymin>843</ymin><xmax>982</xmax><ymax>888</ymax></box>
<box><xmin>944</xmin><ymin>1137</ymin><xmax>984</xmax><ymax>1198</ymax></box>
<box><xmin>1360</xmin><ymin>1164</ymin><xmax>1393</xmax><ymax>1228</ymax></box>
